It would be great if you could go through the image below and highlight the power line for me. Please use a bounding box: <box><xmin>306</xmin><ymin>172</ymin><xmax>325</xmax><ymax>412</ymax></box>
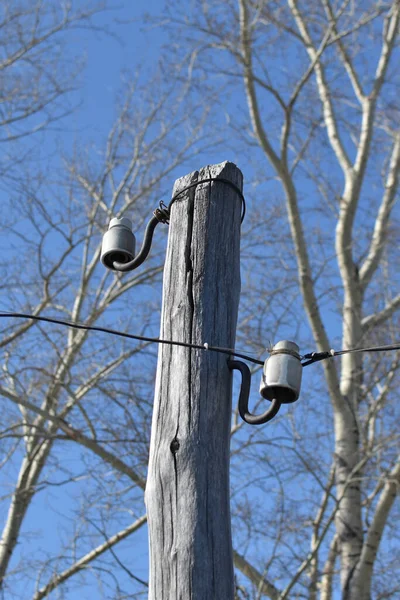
<box><xmin>301</xmin><ymin>343</ymin><xmax>400</xmax><ymax>366</ymax></box>
<box><xmin>0</xmin><ymin>312</ymin><xmax>264</xmax><ymax>366</ymax></box>
<box><xmin>2</xmin><ymin>312</ymin><xmax>400</xmax><ymax>368</ymax></box>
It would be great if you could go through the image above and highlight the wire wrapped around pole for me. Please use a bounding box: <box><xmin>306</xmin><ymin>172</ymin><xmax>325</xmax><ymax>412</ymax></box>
<box><xmin>110</xmin><ymin>176</ymin><xmax>246</xmax><ymax>273</ymax></box>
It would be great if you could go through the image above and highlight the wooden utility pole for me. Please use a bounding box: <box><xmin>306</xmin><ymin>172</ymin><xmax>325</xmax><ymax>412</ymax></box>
<box><xmin>145</xmin><ymin>161</ymin><xmax>242</xmax><ymax>599</ymax></box>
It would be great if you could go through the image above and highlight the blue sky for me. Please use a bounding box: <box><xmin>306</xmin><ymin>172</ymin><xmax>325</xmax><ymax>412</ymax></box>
<box><xmin>59</xmin><ymin>2</ymin><xmax>168</xmax><ymax>149</ymax></box>
<box><xmin>2</xmin><ymin>2</ymin><xmax>399</xmax><ymax>599</ymax></box>
<box><xmin>1</xmin><ymin>3</ymin><xmax>163</xmax><ymax>597</ymax></box>
<box><xmin>1</xmin><ymin>2</ymin><xmax>342</xmax><ymax>594</ymax></box>
<box><xmin>74</xmin><ymin>3</ymin><xmax>164</xmax><ymax>131</ymax></box>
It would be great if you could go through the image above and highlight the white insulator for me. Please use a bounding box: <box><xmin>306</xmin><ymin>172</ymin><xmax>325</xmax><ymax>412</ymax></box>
<box><xmin>101</xmin><ymin>217</ymin><xmax>136</xmax><ymax>270</ymax></box>
<box><xmin>259</xmin><ymin>340</ymin><xmax>302</xmax><ymax>403</ymax></box>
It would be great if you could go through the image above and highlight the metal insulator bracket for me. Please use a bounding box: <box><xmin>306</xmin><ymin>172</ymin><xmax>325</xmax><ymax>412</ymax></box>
<box><xmin>228</xmin><ymin>340</ymin><xmax>302</xmax><ymax>426</ymax></box>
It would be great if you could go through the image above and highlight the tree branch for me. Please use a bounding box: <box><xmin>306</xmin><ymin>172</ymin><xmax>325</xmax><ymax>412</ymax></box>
<box><xmin>362</xmin><ymin>291</ymin><xmax>400</xmax><ymax>332</ymax></box>
<box><xmin>239</xmin><ymin>0</ymin><xmax>342</xmax><ymax>409</ymax></box>
<box><xmin>360</xmin><ymin>132</ymin><xmax>400</xmax><ymax>290</ymax></box>
<box><xmin>0</xmin><ymin>386</ymin><xmax>145</xmax><ymax>489</ymax></box>
<box><xmin>347</xmin><ymin>3</ymin><xmax>400</xmax><ymax>263</ymax></box>
<box><xmin>33</xmin><ymin>515</ymin><xmax>148</xmax><ymax>600</ymax></box>
<box><xmin>353</xmin><ymin>459</ymin><xmax>400</xmax><ymax>598</ymax></box>
<box><xmin>279</xmin><ymin>448</ymin><xmax>372</xmax><ymax>599</ymax></box>
<box><xmin>309</xmin><ymin>466</ymin><xmax>336</xmax><ymax>600</ymax></box>
<box><xmin>238</xmin><ymin>0</ymin><xmax>282</xmax><ymax>173</ymax></box>
<box><xmin>321</xmin><ymin>0</ymin><xmax>365</xmax><ymax>103</ymax></box>
<box><xmin>287</xmin><ymin>0</ymin><xmax>352</xmax><ymax>175</ymax></box>
<box><xmin>233</xmin><ymin>550</ymin><xmax>280</xmax><ymax>600</ymax></box>
<box><xmin>320</xmin><ymin>535</ymin><xmax>338</xmax><ymax>600</ymax></box>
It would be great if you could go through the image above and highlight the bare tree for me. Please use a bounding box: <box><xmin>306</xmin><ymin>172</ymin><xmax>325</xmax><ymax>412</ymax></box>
<box><xmin>2</xmin><ymin>1</ymin><xmax>400</xmax><ymax>599</ymax></box>
<box><xmin>0</xmin><ymin>0</ymin><xmax>115</xmax><ymax>184</ymax></box>
<box><xmin>0</xmin><ymin>23</ymin><xmax>211</xmax><ymax>596</ymax></box>
<box><xmin>156</xmin><ymin>1</ymin><xmax>400</xmax><ymax>599</ymax></box>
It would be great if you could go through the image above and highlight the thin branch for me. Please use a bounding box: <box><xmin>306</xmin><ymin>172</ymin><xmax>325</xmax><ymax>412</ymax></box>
<box><xmin>371</xmin><ymin>1</ymin><xmax>400</xmax><ymax>100</ymax></box>
<box><xmin>321</xmin><ymin>0</ymin><xmax>365</xmax><ymax>103</ymax></box>
<box><xmin>309</xmin><ymin>466</ymin><xmax>336</xmax><ymax>600</ymax></box>
<box><xmin>320</xmin><ymin>535</ymin><xmax>339</xmax><ymax>600</ymax></box>
<box><xmin>362</xmin><ymin>291</ymin><xmax>400</xmax><ymax>332</ymax></box>
<box><xmin>281</xmin><ymin>22</ymin><xmax>335</xmax><ymax>161</ymax></box>
<box><xmin>240</xmin><ymin>0</ymin><xmax>342</xmax><ymax>409</ymax></box>
<box><xmin>233</xmin><ymin>550</ymin><xmax>280</xmax><ymax>600</ymax></box>
<box><xmin>287</xmin><ymin>0</ymin><xmax>352</xmax><ymax>175</ymax></box>
<box><xmin>359</xmin><ymin>132</ymin><xmax>400</xmax><ymax>290</ymax></box>
<box><xmin>353</xmin><ymin>459</ymin><xmax>400</xmax><ymax>597</ymax></box>
<box><xmin>0</xmin><ymin>386</ymin><xmax>145</xmax><ymax>489</ymax></box>
<box><xmin>348</xmin><ymin>2</ymin><xmax>400</xmax><ymax>246</ymax></box>
<box><xmin>278</xmin><ymin>449</ymin><xmax>373</xmax><ymax>599</ymax></box>
<box><xmin>33</xmin><ymin>515</ymin><xmax>148</xmax><ymax>600</ymax></box>
<box><xmin>238</xmin><ymin>0</ymin><xmax>282</xmax><ymax>174</ymax></box>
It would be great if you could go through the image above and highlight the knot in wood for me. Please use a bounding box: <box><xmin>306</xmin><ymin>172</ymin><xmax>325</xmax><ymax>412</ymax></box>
<box><xmin>170</xmin><ymin>438</ymin><xmax>180</xmax><ymax>454</ymax></box>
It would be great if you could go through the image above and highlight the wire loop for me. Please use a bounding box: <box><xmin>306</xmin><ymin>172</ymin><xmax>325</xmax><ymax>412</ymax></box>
<box><xmin>153</xmin><ymin>201</ymin><xmax>170</xmax><ymax>224</ymax></box>
<box><xmin>111</xmin><ymin>176</ymin><xmax>246</xmax><ymax>273</ymax></box>
<box><xmin>168</xmin><ymin>177</ymin><xmax>246</xmax><ymax>223</ymax></box>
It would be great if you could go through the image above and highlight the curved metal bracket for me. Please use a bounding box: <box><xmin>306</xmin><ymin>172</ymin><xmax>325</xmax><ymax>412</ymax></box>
<box><xmin>113</xmin><ymin>215</ymin><xmax>161</xmax><ymax>272</ymax></box>
<box><xmin>228</xmin><ymin>359</ymin><xmax>282</xmax><ymax>425</ymax></box>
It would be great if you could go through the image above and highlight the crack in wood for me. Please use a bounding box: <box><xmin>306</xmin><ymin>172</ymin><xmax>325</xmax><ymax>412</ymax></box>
<box><xmin>184</xmin><ymin>179</ymin><xmax>196</xmax><ymax>432</ymax></box>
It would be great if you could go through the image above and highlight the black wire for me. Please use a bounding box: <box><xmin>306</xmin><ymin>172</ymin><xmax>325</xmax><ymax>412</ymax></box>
<box><xmin>168</xmin><ymin>177</ymin><xmax>246</xmax><ymax>223</ymax></box>
<box><xmin>335</xmin><ymin>343</ymin><xmax>400</xmax><ymax>355</ymax></box>
<box><xmin>0</xmin><ymin>312</ymin><xmax>264</xmax><ymax>366</ymax></box>
<box><xmin>112</xmin><ymin>176</ymin><xmax>246</xmax><ymax>272</ymax></box>
<box><xmin>301</xmin><ymin>352</ymin><xmax>333</xmax><ymax>367</ymax></box>
<box><xmin>301</xmin><ymin>343</ymin><xmax>400</xmax><ymax>367</ymax></box>
<box><xmin>5</xmin><ymin>313</ymin><xmax>399</xmax><ymax>369</ymax></box>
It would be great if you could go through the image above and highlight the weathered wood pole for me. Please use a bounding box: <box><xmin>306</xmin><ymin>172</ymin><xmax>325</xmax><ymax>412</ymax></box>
<box><xmin>145</xmin><ymin>161</ymin><xmax>242</xmax><ymax>599</ymax></box>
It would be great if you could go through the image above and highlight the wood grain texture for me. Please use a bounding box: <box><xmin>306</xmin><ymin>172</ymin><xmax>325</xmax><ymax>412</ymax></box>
<box><xmin>145</xmin><ymin>162</ymin><xmax>242</xmax><ymax>599</ymax></box>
